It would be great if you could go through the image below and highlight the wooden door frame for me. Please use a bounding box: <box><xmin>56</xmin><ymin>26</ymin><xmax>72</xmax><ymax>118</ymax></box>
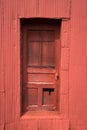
<box><xmin>18</xmin><ymin>18</ymin><xmax>70</xmax><ymax>119</ymax></box>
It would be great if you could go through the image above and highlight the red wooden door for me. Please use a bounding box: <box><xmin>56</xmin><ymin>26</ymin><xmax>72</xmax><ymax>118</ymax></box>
<box><xmin>21</xmin><ymin>21</ymin><xmax>60</xmax><ymax>113</ymax></box>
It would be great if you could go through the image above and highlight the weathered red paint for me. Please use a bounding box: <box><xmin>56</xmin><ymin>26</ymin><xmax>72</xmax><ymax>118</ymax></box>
<box><xmin>0</xmin><ymin>0</ymin><xmax>87</xmax><ymax>130</ymax></box>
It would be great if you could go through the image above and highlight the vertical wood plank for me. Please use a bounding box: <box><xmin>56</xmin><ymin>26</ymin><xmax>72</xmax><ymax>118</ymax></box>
<box><xmin>5</xmin><ymin>122</ymin><xmax>19</xmax><ymax>130</ymax></box>
<box><xmin>39</xmin><ymin>119</ymin><xmax>69</xmax><ymax>130</ymax></box>
<box><xmin>61</xmin><ymin>48</ymin><xmax>70</xmax><ymax>71</ymax></box>
<box><xmin>69</xmin><ymin>0</ymin><xmax>87</xmax><ymax>124</ymax></box>
<box><xmin>39</xmin><ymin>119</ymin><xmax>54</xmax><ymax>130</ymax></box>
<box><xmin>3</xmin><ymin>0</ymin><xmax>13</xmax><ymax>123</ymax></box>
<box><xmin>0</xmin><ymin>0</ymin><xmax>5</xmax><ymax>127</ymax></box>
<box><xmin>0</xmin><ymin>0</ymin><xmax>4</xmax><ymax>92</ymax></box>
<box><xmin>0</xmin><ymin>93</ymin><xmax>5</xmax><ymax>125</ymax></box>
<box><xmin>61</xmin><ymin>20</ymin><xmax>70</xmax><ymax>48</ymax></box>
<box><xmin>60</xmin><ymin>94</ymin><xmax>69</xmax><ymax>118</ymax></box>
<box><xmin>39</xmin><ymin>0</ymin><xmax>70</xmax><ymax>18</ymax></box>
<box><xmin>17</xmin><ymin>0</ymin><xmax>37</xmax><ymax>18</ymax></box>
<box><xmin>61</xmin><ymin>120</ymin><xmax>69</xmax><ymax>130</ymax></box>
<box><xmin>0</xmin><ymin>124</ymin><xmax>4</xmax><ymax>130</ymax></box>
<box><xmin>3</xmin><ymin>0</ymin><xmax>20</xmax><ymax>123</ymax></box>
<box><xmin>60</xmin><ymin>71</ymin><xmax>69</xmax><ymax>94</ymax></box>
<box><xmin>20</xmin><ymin>119</ymin><xmax>38</xmax><ymax>130</ymax></box>
<box><xmin>11</xmin><ymin>0</ymin><xmax>21</xmax><ymax>122</ymax></box>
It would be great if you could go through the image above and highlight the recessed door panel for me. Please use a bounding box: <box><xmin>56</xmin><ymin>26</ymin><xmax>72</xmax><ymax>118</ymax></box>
<box><xmin>28</xmin><ymin>42</ymin><xmax>41</xmax><ymax>66</ymax></box>
<box><xmin>42</xmin><ymin>42</ymin><xmax>55</xmax><ymax>66</ymax></box>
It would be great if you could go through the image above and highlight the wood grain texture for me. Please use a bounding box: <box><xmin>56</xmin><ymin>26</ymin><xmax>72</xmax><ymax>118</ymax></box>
<box><xmin>61</xmin><ymin>20</ymin><xmax>71</xmax><ymax>48</ymax></box>
<box><xmin>69</xmin><ymin>0</ymin><xmax>87</xmax><ymax>129</ymax></box>
<box><xmin>0</xmin><ymin>0</ymin><xmax>87</xmax><ymax>130</ymax></box>
<box><xmin>39</xmin><ymin>119</ymin><xmax>69</xmax><ymax>130</ymax></box>
<box><xmin>0</xmin><ymin>0</ymin><xmax>4</xmax><ymax>94</ymax></box>
<box><xmin>39</xmin><ymin>0</ymin><xmax>70</xmax><ymax>18</ymax></box>
<box><xmin>60</xmin><ymin>71</ymin><xmax>69</xmax><ymax>94</ymax></box>
<box><xmin>0</xmin><ymin>0</ymin><xmax>70</xmax><ymax>128</ymax></box>
<box><xmin>0</xmin><ymin>1</ymin><xmax>5</xmax><ymax>125</ymax></box>
<box><xmin>61</xmin><ymin>48</ymin><xmax>70</xmax><ymax>71</ymax></box>
<box><xmin>20</xmin><ymin>119</ymin><xmax>38</xmax><ymax>130</ymax></box>
<box><xmin>3</xmin><ymin>0</ymin><xmax>20</xmax><ymax>123</ymax></box>
<box><xmin>0</xmin><ymin>124</ymin><xmax>4</xmax><ymax>130</ymax></box>
<box><xmin>5</xmin><ymin>122</ymin><xmax>19</xmax><ymax>130</ymax></box>
<box><xmin>0</xmin><ymin>93</ymin><xmax>5</xmax><ymax>124</ymax></box>
<box><xmin>69</xmin><ymin>0</ymin><xmax>87</xmax><ymax>123</ymax></box>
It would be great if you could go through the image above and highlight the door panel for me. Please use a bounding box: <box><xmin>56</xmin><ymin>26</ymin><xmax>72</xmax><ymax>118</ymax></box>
<box><xmin>28</xmin><ymin>42</ymin><xmax>41</xmax><ymax>66</ymax></box>
<box><xmin>42</xmin><ymin>42</ymin><xmax>55</xmax><ymax>66</ymax></box>
<box><xmin>27</xmin><ymin>73</ymin><xmax>55</xmax><ymax>82</ymax></box>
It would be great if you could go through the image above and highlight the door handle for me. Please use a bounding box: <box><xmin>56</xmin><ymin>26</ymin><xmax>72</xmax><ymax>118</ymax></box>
<box><xmin>55</xmin><ymin>73</ymin><xmax>59</xmax><ymax>80</ymax></box>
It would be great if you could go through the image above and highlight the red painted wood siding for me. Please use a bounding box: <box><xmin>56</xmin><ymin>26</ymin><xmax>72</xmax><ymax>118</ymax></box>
<box><xmin>0</xmin><ymin>0</ymin><xmax>87</xmax><ymax>130</ymax></box>
<box><xmin>69</xmin><ymin>0</ymin><xmax>87</xmax><ymax>130</ymax></box>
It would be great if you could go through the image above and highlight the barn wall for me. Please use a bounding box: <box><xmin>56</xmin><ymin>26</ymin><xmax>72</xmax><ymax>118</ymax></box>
<box><xmin>0</xmin><ymin>0</ymin><xmax>87</xmax><ymax>130</ymax></box>
<box><xmin>69</xmin><ymin>0</ymin><xmax>87</xmax><ymax>129</ymax></box>
<box><xmin>0</xmin><ymin>0</ymin><xmax>5</xmax><ymax>129</ymax></box>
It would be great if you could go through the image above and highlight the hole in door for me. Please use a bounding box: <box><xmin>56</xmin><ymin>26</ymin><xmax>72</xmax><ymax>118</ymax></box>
<box><xmin>42</xmin><ymin>88</ymin><xmax>55</xmax><ymax>105</ymax></box>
